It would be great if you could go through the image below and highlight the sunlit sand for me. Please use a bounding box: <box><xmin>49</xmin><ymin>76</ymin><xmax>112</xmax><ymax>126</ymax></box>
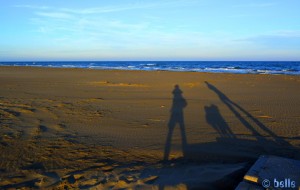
<box><xmin>0</xmin><ymin>66</ymin><xmax>299</xmax><ymax>189</ymax></box>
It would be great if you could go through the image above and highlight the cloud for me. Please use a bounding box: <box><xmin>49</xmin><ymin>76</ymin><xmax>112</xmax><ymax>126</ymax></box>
<box><xmin>15</xmin><ymin>0</ymin><xmax>194</xmax><ymax>15</ymax></box>
<box><xmin>14</xmin><ymin>1</ymin><xmax>272</xmax><ymax>59</ymax></box>
<box><xmin>35</xmin><ymin>11</ymin><xmax>73</xmax><ymax>19</ymax></box>
<box><xmin>60</xmin><ymin>5</ymin><xmax>152</xmax><ymax>15</ymax></box>
<box><xmin>237</xmin><ymin>31</ymin><xmax>300</xmax><ymax>48</ymax></box>
<box><xmin>13</xmin><ymin>4</ymin><xmax>50</xmax><ymax>9</ymax></box>
<box><xmin>233</xmin><ymin>2</ymin><xmax>277</xmax><ymax>8</ymax></box>
<box><xmin>15</xmin><ymin>3</ymin><xmax>154</xmax><ymax>17</ymax></box>
<box><xmin>16</xmin><ymin>2</ymin><xmax>165</xmax><ymax>38</ymax></box>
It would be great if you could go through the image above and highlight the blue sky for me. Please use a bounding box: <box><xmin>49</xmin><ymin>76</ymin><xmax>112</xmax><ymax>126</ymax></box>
<box><xmin>0</xmin><ymin>0</ymin><xmax>300</xmax><ymax>61</ymax></box>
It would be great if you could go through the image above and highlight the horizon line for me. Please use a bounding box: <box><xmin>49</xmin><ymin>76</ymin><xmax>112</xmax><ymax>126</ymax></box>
<box><xmin>1</xmin><ymin>60</ymin><xmax>300</xmax><ymax>62</ymax></box>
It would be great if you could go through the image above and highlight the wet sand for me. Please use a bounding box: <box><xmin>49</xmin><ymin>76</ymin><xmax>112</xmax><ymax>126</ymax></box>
<box><xmin>0</xmin><ymin>66</ymin><xmax>299</xmax><ymax>189</ymax></box>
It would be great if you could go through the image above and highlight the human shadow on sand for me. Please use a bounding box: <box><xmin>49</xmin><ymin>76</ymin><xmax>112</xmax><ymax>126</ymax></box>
<box><xmin>163</xmin><ymin>85</ymin><xmax>188</xmax><ymax>161</ymax></box>
<box><xmin>205</xmin><ymin>81</ymin><xmax>290</xmax><ymax>146</ymax></box>
<box><xmin>157</xmin><ymin>82</ymin><xmax>299</xmax><ymax>190</ymax></box>
<box><xmin>205</xmin><ymin>104</ymin><xmax>236</xmax><ymax>139</ymax></box>
<box><xmin>185</xmin><ymin>82</ymin><xmax>297</xmax><ymax>163</ymax></box>
<box><xmin>160</xmin><ymin>84</ymin><xmax>247</xmax><ymax>190</ymax></box>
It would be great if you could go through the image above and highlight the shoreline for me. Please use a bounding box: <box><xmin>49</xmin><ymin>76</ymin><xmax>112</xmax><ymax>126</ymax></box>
<box><xmin>1</xmin><ymin>61</ymin><xmax>300</xmax><ymax>75</ymax></box>
<box><xmin>0</xmin><ymin>65</ymin><xmax>288</xmax><ymax>74</ymax></box>
<box><xmin>1</xmin><ymin>66</ymin><xmax>299</xmax><ymax>189</ymax></box>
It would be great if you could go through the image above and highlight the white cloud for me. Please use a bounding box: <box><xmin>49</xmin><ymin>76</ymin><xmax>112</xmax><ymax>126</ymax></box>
<box><xmin>233</xmin><ymin>2</ymin><xmax>277</xmax><ymax>8</ymax></box>
<box><xmin>35</xmin><ymin>11</ymin><xmax>73</xmax><ymax>19</ymax></box>
<box><xmin>13</xmin><ymin>4</ymin><xmax>50</xmax><ymax>9</ymax></box>
<box><xmin>236</xmin><ymin>31</ymin><xmax>300</xmax><ymax>48</ymax></box>
<box><xmin>15</xmin><ymin>0</ymin><xmax>194</xmax><ymax>15</ymax></box>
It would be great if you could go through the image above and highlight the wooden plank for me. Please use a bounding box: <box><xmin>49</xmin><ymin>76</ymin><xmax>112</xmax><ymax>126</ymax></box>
<box><xmin>236</xmin><ymin>155</ymin><xmax>300</xmax><ymax>190</ymax></box>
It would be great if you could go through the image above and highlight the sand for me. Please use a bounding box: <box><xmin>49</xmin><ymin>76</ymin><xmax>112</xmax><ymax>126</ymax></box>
<box><xmin>0</xmin><ymin>66</ymin><xmax>299</xmax><ymax>189</ymax></box>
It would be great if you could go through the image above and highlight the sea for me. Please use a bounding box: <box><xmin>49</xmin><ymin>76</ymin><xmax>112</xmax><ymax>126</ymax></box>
<box><xmin>1</xmin><ymin>61</ymin><xmax>300</xmax><ymax>75</ymax></box>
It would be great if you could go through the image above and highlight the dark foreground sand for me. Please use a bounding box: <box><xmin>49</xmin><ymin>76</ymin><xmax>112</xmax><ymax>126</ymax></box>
<box><xmin>0</xmin><ymin>66</ymin><xmax>299</xmax><ymax>189</ymax></box>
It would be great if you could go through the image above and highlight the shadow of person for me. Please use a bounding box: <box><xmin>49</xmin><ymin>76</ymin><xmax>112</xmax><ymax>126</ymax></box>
<box><xmin>164</xmin><ymin>85</ymin><xmax>188</xmax><ymax>161</ymax></box>
<box><xmin>204</xmin><ymin>81</ymin><xmax>291</xmax><ymax>147</ymax></box>
<box><xmin>205</xmin><ymin>104</ymin><xmax>236</xmax><ymax>138</ymax></box>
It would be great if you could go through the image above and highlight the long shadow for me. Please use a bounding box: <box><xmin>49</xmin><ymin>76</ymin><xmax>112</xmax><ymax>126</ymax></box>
<box><xmin>158</xmin><ymin>83</ymin><xmax>298</xmax><ymax>189</ymax></box>
<box><xmin>205</xmin><ymin>104</ymin><xmax>236</xmax><ymax>139</ymax></box>
<box><xmin>159</xmin><ymin>85</ymin><xmax>252</xmax><ymax>189</ymax></box>
<box><xmin>205</xmin><ymin>81</ymin><xmax>292</xmax><ymax>149</ymax></box>
<box><xmin>163</xmin><ymin>85</ymin><xmax>188</xmax><ymax>161</ymax></box>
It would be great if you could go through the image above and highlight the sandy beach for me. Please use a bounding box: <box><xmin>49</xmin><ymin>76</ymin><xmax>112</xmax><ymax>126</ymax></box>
<box><xmin>0</xmin><ymin>66</ymin><xmax>299</xmax><ymax>189</ymax></box>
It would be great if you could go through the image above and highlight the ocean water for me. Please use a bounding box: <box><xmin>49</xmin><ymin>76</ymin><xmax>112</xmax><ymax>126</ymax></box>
<box><xmin>1</xmin><ymin>61</ymin><xmax>300</xmax><ymax>75</ymax></box>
